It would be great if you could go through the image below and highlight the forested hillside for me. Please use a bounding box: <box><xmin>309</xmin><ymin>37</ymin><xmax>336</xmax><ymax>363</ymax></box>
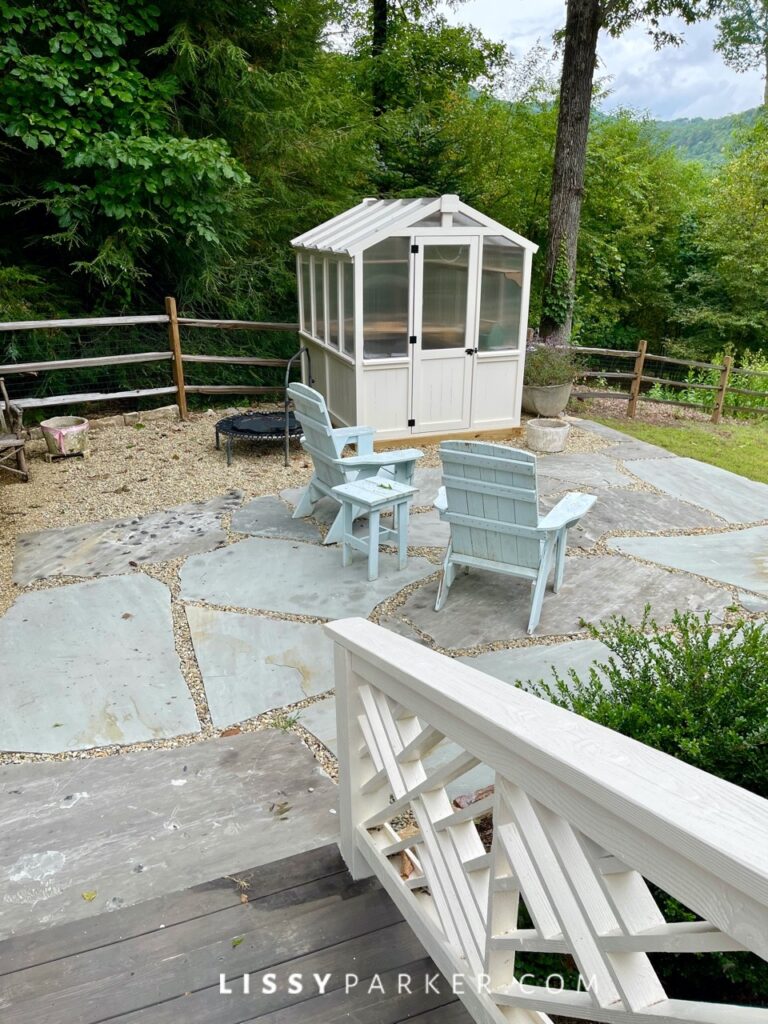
<box><xmin>654</xmin><ymin>107</ymin><xmax>761</xmax><ymax>164</ymax></box>
<box><xmin>0</xmin><ymin>1</ymin><xmax>766</xmax><ymax>362</ymax></box>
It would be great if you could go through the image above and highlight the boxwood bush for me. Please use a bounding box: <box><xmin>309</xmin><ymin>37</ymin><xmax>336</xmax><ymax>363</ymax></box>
<box><xmin>526</xmin><ymin>609</ymin><xmax>768</xmax><ymax>1006</ymax></box>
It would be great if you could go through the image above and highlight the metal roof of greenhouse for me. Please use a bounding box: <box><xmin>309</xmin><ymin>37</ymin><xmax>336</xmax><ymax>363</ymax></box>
<box><xmin>291</xmin><ymin>194</ymin><xmax>538</xmax><ymax>257</ymax></box>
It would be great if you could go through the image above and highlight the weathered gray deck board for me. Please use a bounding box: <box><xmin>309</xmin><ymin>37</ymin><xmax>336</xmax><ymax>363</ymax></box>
<box><xmin>1</xmin><ymin>844</ymin><xmax>471</xmax><ymax>1024</ymax></box>
<box><xmin>0</xmin><ymin>844</ymin><xmax>345</xmax><ymax>977</ymax></box>
<box><xmin>0</xmin><ymin>731</ymin><xmax>338</xmax><ymax>941</ymax></box>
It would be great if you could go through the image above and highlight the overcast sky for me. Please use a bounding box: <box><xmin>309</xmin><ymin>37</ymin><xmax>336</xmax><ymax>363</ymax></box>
<box><xmin>445</xmin><ymin>1</ymin><xmax>764</xmax><ymax>119</ymax></box>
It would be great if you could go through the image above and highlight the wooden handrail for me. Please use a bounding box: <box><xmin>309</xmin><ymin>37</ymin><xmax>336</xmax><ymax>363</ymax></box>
<box><xmin>329</xmin><ymin>618</ymin><xmax>768</xmax><ymax>1024</ymax></box>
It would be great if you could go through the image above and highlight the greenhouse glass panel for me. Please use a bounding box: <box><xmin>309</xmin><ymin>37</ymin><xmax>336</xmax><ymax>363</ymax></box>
<box><xmin>478</xmin><ymin>236</ymin><xmax>524</xmax><ymax>351</ymax></box>
<box><xmin>363</xmin><ymin>237</ymin><xmax>409</xmax><ymax>359</ymax></box>
<box><xmin>342</xmin><ymin>262</ymin><xmax>354</xmax><ymax>356</ymax></box>
<box><xmin>300</xmin><ymin>256</ymin><xmax>311</xmax><ymax>333</ymax></box>
<box><xmin>421</xmin><ymin>244</ymin><xmax>470</xmax><ymax>351</ymax></box>
<box><xmin>313</xmin><ymin>258</ymin><xmax>326</xmax><ymax>341</ymax></box>
<box><xmin>328</xmin><ymin>261</ymin><xmax>339</xmax><ymax>348</ymax></box>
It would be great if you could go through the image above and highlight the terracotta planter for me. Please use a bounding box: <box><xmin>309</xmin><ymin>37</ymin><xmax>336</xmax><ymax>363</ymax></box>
<box><xmin>521</xmin><ymin>382</ymin><xmax>573</xmax><ymax>417</ymax></box>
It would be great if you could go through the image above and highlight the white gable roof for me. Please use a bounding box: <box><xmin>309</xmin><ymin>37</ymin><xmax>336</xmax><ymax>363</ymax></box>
<box><xmin>291</xmin><ymin>194</ymin><xmax>538</xmax><ymax>256</ymax></box>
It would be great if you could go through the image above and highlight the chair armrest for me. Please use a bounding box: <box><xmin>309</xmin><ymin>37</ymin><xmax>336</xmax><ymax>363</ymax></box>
<box><xmin>332</xmin><ymin>425</ymin><xmax>376</xmax><ymax>456</ymax></box>
<box><xmin>340</xmin><ymin>448</ymin><xmax>424</xmax><ymax>469</ymax></box>
<box><xmin>537</xmin><ymin>492</ymin><xmax>597</xmax><ymax>533</ymax></box>
<box><xmin>434</xmin><ymin>486</ymin><xmax>447</xmax><ymax>513</ymax></box>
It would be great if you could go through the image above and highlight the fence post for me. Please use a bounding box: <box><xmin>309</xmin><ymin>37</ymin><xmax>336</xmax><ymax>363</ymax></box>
<box><xmin>165</xmin><ymin>296</ymin><xmax>189</xmax><ymax>421</ymax></box>
<box><xmin>627</xmin><ymin>338</ymin><xmax>647</xmax><ymax>418</ymax></box>
<box><xmin>711</xmin><ymin>355</ymin><xmax>733</xmax><ymax>424</ymax></box>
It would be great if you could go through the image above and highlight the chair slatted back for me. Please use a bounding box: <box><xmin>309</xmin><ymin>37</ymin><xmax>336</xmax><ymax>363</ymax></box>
<box><xmin>287</xmin><ymin>383</ymin><xmax>346</xmax><ymax>490</ymax></box>
<box><xmin>439</xmin><ymin>441</ymin><xmax>541</xmax><ymax>570</ymax></box>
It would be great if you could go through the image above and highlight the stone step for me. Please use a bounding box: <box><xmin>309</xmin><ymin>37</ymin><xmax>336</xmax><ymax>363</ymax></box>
<box><xmin>0</xmin><ymin>731</ymin><xmax>338</xmax><ymax>941</ymax></box>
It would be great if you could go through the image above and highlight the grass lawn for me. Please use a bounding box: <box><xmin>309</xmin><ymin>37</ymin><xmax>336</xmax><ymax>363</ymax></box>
<box><xmin>593</xmin><ymin>416</ymin><xmax>768</xmax><ymax>484</ymax></box>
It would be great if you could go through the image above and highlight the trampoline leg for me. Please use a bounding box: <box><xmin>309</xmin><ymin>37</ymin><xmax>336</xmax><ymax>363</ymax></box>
<box><xmin>226</xmin><ymin>438</ymin><xmax>232</xmax><ymax>467</ymax></box>
<box><xmin>215</xmin><ymin>429</ymin><xmax>220</xmax><ymax>451</ymax></box>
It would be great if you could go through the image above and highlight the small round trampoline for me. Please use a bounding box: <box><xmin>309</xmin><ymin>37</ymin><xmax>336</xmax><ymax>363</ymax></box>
<box><xmin>215</xmin><ymin>411</ymin><xmax>302</xmax><ymax>466</ymax></box>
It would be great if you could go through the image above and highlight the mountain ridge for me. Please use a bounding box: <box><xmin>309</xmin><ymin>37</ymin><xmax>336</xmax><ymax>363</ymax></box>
<box><xmin>652</xmin><ymin>107</ymin><xmax>761</xmax><ymax>165</ymax></box>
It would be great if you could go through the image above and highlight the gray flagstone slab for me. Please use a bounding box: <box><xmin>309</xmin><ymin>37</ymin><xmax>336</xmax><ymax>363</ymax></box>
<box><xmin>459</xmin><ymin>638</ymin><xmax>610</xmax><ymax>688</ymax></box>
<box><xmin>13</xmin><ymin>491</ymin><xmax>242</xmax><ymax>584</ymax></box>
<box><xmin>574</xmin><ymin>420</ymin><xmax>674</xmax><ymax>459</ymax></box>
<box><xmin>407</xmin><ymin>509</ymin><xmax>450</xmax><ymax>549</ymax></box>
<box><xmin>186</xmin><ymin>606</ymin><xmax>334</xmax><ymax>726</ymax></box>
<box><xmin>608</xmin><ymin>525</ymin><xmax>768</xmax><ymax>596</ymax></box>
<box><xmin>393</xmin><ymin>555</ymin><xmax>731</xmax><ymax>649</ymax></box>
<box><xmin>231</xmin><ymin>495</ymin><xmax>322</xmax><ymax>542</ymax></box>
<box><xmin>298</xmin><ymin>696</ymin><xmax>338</xmax><ymax>753</ymax></box>
<box><xmin>535</xmin><ymin>452</ymin><xmax>630</xmax><ymax>489</ymax></box>
<box><xmin>623</xmin><ymin>458</ymin><xmax>768</xmax><ymax>524</ymax></box>
<box><xmin>539</xmin><ymin>489</ymin><xmax>723</xmax><ymax>550</ymax></box>
<box><xmin>602</xmin><ymin>439</ymin><xmax>677</xmax><ymax>461</ymax></box>
<box><xmin>0</xmin><ymin>575</ymin><xmax>199</xmax><ymax>753</ymax></box>
<box><xmin>572</xmin><ymin>419</ymin><xmax>633</xmax><ymax>443</ymax></box>
<box><xmin>179</xmin><ymin>537</ymin><xmax>436</xmax><ymax>619</ymax></box>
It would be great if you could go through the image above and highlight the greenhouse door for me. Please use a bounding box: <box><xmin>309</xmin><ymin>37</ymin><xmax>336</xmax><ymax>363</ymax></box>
<box><xmin>410</xmin><ymin>236</ymin><xmax>479</xmax><ymax>434</ymax></box>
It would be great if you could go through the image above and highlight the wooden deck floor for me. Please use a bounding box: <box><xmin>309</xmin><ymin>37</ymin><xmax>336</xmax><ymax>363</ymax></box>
<box><xmin>0</xmin><ymin>844</ymin><xmax>473</xmax><ymax>1024</ymax></box>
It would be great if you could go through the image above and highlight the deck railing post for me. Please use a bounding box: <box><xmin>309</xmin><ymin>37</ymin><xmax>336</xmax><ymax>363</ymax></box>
<box><xmin>627</xmin><ymin>338</ymin><xmax>647</xmax><ymax>418</ymax></box>
<box><xmin>711</xmin><ymin>354</ymin><xmax>733</xmax><ymax>424</ymax></box>
<box><xmin>334</xmin><ymin>645</ymin><xmax>375</xmax><ymax>880</ymax></box>
<box><xmin>165</xmin><ymin>296</ymin><xmax>189</xmax><ymax>421</ymax></box>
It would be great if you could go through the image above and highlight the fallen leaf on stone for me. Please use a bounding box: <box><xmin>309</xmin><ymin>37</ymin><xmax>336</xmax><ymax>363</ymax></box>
<box><xmin>221</xmin><ymin>726</ymin><xmax>241</xmax><ymax>737</ymax></box>
<box><xmin>232</xmin><ymin>936</ymin><xmax>244</xmax><ymax>948</ymax></box>
<box><xmin>81</xmin><ymin>891</ymin><xmax>97</xmax><ymax>902</ymax></box>
<box><xmin>122</xmin><ymin>612</ymin><xmax>134</xmax><ymax>620</ymax></box>
<box><xmin>239</xmin><ymin>893</ymin><xmax>249</xmax><ymax>904</ymax></box>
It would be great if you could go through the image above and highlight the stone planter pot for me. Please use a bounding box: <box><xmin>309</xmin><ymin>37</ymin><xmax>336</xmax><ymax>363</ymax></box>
<box><xmin>521</xmin><ymin>382</ymin><xmax>573</xmax><ymax>417</ymax></box>
<box><xmin>526</xmin><ymin>417</ymin><xmax>570</xmax><ymax>453</ymax></box>
<box><xmin>40</xmin><ymin>415</ymin><xmax>89</xmax><ymax>456</ymax></box>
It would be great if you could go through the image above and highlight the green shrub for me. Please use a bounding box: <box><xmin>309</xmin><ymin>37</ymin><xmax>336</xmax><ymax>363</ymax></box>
<box><xmin>526</xmin><ymin>609</ymin><xmax>768</xmax><ymax>1006</ymax></box>
<box><xmin>523</xmin><ymin>344</ymin><xmax>581</xmax><ymax>387</ymax></box>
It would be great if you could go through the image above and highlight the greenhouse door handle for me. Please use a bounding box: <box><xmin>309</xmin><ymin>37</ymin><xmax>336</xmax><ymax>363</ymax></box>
<box><xmin>465</xmin><ymin>348</ymin><xmax>477</xmax><ymax>355</ymax></box>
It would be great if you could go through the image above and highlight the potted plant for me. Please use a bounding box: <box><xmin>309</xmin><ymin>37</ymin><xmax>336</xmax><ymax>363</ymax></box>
<box><xmin>522</xmin><ymin>343</ymin><xmax>580</xmax><ymax>417</ymax></box>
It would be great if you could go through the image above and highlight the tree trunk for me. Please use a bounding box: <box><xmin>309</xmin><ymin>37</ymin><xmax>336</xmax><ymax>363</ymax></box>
<box><xmin>371</xmin><ymin>0</ymin><xmax>388</xmax><ymax>117</ymax></box>
<box><xmin>539</xmin><ymin>0</ymin><xmax>602</xmax><ymax>345</ymax></box>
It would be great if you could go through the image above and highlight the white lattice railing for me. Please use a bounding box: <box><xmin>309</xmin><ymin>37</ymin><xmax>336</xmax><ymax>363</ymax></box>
<box><xmin>327</xmin><ymin>618</ymin><xmax>768</xmax><ymax>1024</ymax></box>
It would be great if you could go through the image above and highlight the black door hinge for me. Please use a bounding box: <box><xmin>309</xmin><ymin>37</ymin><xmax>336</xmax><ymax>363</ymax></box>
<box><xmin>408</xmin><ymin>418</ymin><xmax>416</xmax><ymax>427</ymax></box>
<box><xmin>409</xmin><ymin>335</ymin><xmax>417</xmax><ymax>345</ymax></box>
<box><xmin>411</xmin><ymin>244</ymin><xmax>419</xmax><ymax>254</ymax></box>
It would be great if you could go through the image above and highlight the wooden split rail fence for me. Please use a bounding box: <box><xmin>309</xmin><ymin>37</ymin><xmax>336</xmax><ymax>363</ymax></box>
<box><xmin>0</xmin><ymin>297</ymin><xmax>299</xmax><ymax>422</ymax></box>
<box><xmin>570</xmin><ymin>340</ymin><xmax>768</xmax><ymax>423</ymax></box>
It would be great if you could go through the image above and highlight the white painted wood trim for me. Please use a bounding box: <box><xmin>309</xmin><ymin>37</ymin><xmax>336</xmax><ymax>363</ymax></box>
<box><xmin>329</xmin><ymin>618</ymin><xmax>768</xmax><ymax>1024</ymax></box>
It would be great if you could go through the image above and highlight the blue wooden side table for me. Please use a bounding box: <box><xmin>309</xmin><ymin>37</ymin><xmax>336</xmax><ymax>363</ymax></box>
<box><xmin>331</xmin><ymin>476</ymin><xmax>417</xmax><ymax>581</ymax></box>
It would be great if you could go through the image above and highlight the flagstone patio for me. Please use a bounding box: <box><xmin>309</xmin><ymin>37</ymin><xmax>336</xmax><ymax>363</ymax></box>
<box><xmin>2</xmin><ymin>422</ymin><xmax>767</xmax><ymax>760</ymax></box>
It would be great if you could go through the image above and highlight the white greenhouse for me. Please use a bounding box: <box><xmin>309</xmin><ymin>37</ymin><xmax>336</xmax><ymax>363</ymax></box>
<box><xmin>291</xmin><ymin>194</ymin><xmax>538</xmax><ymax>441</ymax></box>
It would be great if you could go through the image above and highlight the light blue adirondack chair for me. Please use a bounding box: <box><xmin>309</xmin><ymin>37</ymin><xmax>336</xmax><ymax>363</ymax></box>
<box><xmin>288</xmin><ymin>383</ymin><xmax>423</xmax><ymax>545</ymax></box>
<box><xmin>434</xmin><ymin>440</ymin><xmax>596</xmax><ymax>634</ymax></box>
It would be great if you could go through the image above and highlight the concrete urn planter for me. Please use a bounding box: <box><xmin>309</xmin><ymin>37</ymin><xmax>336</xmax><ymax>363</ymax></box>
<box><xmin>40</xmin><ymin>416</ymin><xmax>90</xmax><ymax>456</ymax></box>
<box><xmin>526</xmin><ymin>417</ymin><xmax>570</xmax><ymax>454</ymax></box>
<box><xmin>521</xmin><ymin>382</ymin><xmax>573</xmax><ymax>417</ymax></box>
